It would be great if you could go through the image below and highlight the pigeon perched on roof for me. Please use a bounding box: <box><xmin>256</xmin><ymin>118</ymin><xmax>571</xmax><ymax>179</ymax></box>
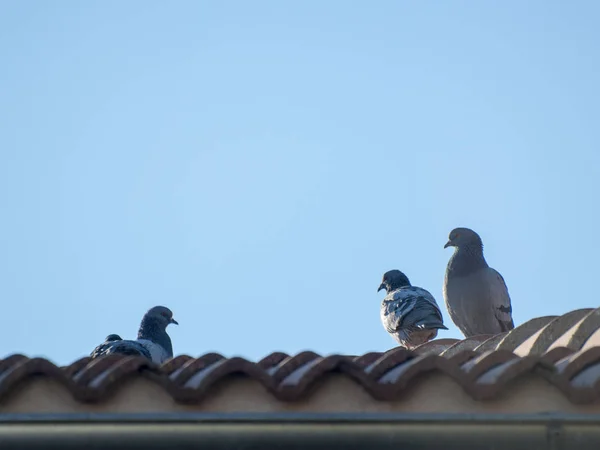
<box><xmin>92</xmin><ymin>334</ymin><xmax>152</xmax><ymax>360</ymax></box>
<box><xmin>378</xmin><ymin>270</ymin><xmax>448</xmax><ymax>349</ymax></box>
<box><xmin>443</xmin><ymin>227</ymin><xmax>514</xmax><ymax>337</ymax></box>
<box><xmin>90</xmin><ymin>306</ymin><xmax>178</xmax><ymax>364</ymax></box>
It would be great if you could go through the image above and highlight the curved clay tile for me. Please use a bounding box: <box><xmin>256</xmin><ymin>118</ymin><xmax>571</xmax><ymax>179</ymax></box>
<box><xmin>2</xmin><ymin>348</ymin><xmax>600</xmax><ymax>405</ymax></box>
<box><xmin>412</xmin><ymin>338</ymin><xmax>461</xmax><ymax>355</ymax></box>
<box><xmin>514</xmin><ymin>309</ymin><xmax>594</xmax><ymax>356</ymax></box>
<box><xmin>440</xmin><ymin>335</ymin><xmax>494</xmax><ymax>358</ymax></box>
<box><xmin>548</xmin><ymin>307</ymin><xmax>600</xmax><ymax>352</ymax></box>
<box><xmin>473</xmin><ymin>333</ymin><xmax>508</xmax><ymax>353</ymax></box>
<box><xmin>496</xmin><ymin>315</ymin><xmax>557</xmax><ymax>352</ymax></box>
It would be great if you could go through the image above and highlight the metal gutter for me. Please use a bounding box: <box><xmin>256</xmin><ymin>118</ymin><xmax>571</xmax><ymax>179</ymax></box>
<box><xmin>0</xmin><ymin>412</ymin><xmax>599</xmax><ymax>449</ymax></box>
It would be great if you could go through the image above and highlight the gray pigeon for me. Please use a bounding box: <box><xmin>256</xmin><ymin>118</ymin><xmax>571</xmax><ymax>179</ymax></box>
<box><xmin>443</xmin><ymin>227</ymin><xmax>514</xmax><ymax>337</ymax></box>
<box><xmin>90</xmin><ymin>306</ymin><xmax>178</xmax><ymax>364</ymax></box>
<box><xmin>92</xmin><ymin>334</ymin><xmax>152</xmax><ymax>360</ymax></box>
<box><xmin>378</xmin><ymin>269</ymin><xmax>448</xmax><ymax>349</ymax></box>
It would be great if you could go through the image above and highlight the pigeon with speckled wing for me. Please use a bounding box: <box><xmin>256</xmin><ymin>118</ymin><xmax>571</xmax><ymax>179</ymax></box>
<box><xmin>443</xmin><ymin>227</ymin><xmax>514</xmax><ymax>337</ymax></box>
<box><xmin>90</xmin><ymin>306</ymin><xmax>178</xmax><ymax>364</ymax></box>
<box><xmin>378</xmin><ymin>270</ymin><xmax>448</xmax><ymax>349</ymax></box>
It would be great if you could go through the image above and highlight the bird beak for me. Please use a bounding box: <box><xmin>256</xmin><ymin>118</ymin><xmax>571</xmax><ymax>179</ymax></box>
<box><xmin>170</xmin><ymin>318</ymin><xmax>179</xmax><ymax>325</ymax></box>
<box><xmin>377</xmin><ymin>283</ymin><xmax>385</xmax><ymax>293</ymax></box>
<box><xmin>444</xmin><ymin>240</ymin><xmax>452</xmax><ymax>249</ymax></box>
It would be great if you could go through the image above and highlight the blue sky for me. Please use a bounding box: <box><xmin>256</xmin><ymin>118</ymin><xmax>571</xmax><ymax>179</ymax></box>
<box><xmin>1</xmin><ymin>1</ymin><xmax>599</xmax><ymax>365</ymax></box>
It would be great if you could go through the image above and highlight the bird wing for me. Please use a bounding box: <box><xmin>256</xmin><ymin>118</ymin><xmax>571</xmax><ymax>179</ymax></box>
<box><xmin>485</xmin><ymin>268</ymin><xmax>515</xmax><ymax>332</ymax></box>
<box><xmin>381</xmin><ymin>286</ymin><xmax>448</xmax><ymax>334</ymax></box>
<box><xmin>90</xmin><ymin>338</ymin><xmax>152</xmax><ymax>360</ymax></box>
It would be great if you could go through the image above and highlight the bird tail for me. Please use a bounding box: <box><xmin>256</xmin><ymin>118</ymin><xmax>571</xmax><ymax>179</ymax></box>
<box><xmin>417</xmin><ymin>319</ymin><xmax>448</xmax><ymax>331</ymax></box>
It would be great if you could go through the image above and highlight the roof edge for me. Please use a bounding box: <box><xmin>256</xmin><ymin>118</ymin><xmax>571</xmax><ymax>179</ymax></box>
<box><xmin>0</xmin><ymin>418</ymin><xmax>599</xmax><ymax>450</ymax></box>
<box><xmin>2</xmin><ymin>411</ymin><xmax>600</xmax><ymax>424</ymax></box>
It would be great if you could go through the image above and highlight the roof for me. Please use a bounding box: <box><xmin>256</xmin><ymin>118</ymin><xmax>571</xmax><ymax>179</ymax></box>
<box><xmin>2</xmin><ymin>307</ymin><xmax>600</xmax><ymax>415</ymax></box>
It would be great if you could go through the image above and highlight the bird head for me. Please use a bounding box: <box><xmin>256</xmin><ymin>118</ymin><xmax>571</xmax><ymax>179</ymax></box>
<box><xmin>105</xmin><ymin>334</ymin><xmax>122</xmax><ymax>342</ymax></box>
<box><xmin>146</xmin><ymin>306</ymin><xmax>179</xmax><ymax>328</ymax></box>
<box><xmin>377</xmin><ymin>269</ymin><xmax>411</xmax><ymax>293</ymax></box>
<box><xmin>444</xmin><ymin>227</ymin><xmax>483</xmax><ymax>250</ymax></box>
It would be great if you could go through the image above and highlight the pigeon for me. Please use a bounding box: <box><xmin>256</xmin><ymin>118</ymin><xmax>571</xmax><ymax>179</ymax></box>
<box><xmin>90</xmin><ymin>306</ymin><xmax>178</xmax><ymax>364</ymax></box>
<box><xmin>377</xmin><ymin>269</ymin><xmax>448</xmax><ymax>349</ymax></box>
<box><xmin>92</xmin><ymin>334</ymin><xmax>152</xmax><ymax>359</ymax></box>
<box><xmin>443</xmin><ymin>227</ymin><xmax>514</xmax><ymax>337</ymax></box>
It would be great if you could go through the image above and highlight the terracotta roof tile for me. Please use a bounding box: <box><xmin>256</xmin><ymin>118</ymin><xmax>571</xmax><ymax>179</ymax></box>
<box><xmin>548</xmin><ymin>308</ymin><xmax>600</xmax><ymax>352</ymax></box>
<box><xmin>1</xmin><ymin>309</ymin><xmax>600</xmax><ymax>408</ymax></box>
<box><xmin>351</xmin><ymin>351</ymin><xmax>386</xmax><ymax>367</ymax></box>
<box><xmin>412</xmin><ymin>338</ymin><xmax>460</xmax><ymax>355</ymax></box>
<box><xmin>473</xmin><ymin>333</ymin><xmax>508</xmax><ymax>352</ymax></box>
<box><xmin>496</xmin><ymin>315</ymin><xmax>557</xmax><ymax>351</ymax></box>
<box><xmin>570</xmin><ymin>359</ymin><xmax>600</xmax><ymax>389</ymax></box>
<box><xmin>582</xmin><ymin>328</ymin><xmax>600</xmax><ymax>351</ymax></box>
<box><xmin>514</xmin><ymin>308</ymin><xmax>594</xmax><ymax>356</ymax></box>
<box><xmin>439</xmin><ymin>335</ymin><xmax>493</xmax><ymax>357</ymax></box>
<box><xmin>459</xmin><ymin>349</ymin><xmax>517</xmax><ymax>381</ymax></box>
<box><xmin>0</xmin><ymin>350</ymin><xmax>593</xmax><ymax>405</ymax></box>
<box><xmin>471</xmin><ymin>355</ymin><xmax>556</xmax><ymax>401</ymax></box>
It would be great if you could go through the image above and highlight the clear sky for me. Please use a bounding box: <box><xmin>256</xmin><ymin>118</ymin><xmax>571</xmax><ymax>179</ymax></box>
<box><xmin>1</xmin><ymin>1</ymin><xmax>599</xmax><ymax>366</ymax></box>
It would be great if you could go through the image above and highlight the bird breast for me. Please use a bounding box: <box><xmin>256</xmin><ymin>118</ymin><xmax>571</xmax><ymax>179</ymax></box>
<box><xmin>136</xmin><ymin>339</ymin><xmax>170</xmax><ymax>364</ymax></box>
